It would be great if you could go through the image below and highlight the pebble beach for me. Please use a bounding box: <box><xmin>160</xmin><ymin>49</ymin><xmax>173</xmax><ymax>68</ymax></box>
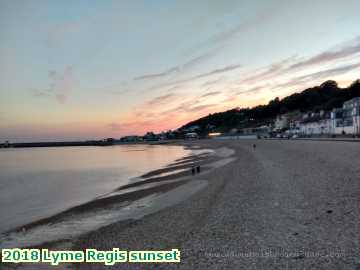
<box><xmin>73</xmin><ymin>139</ymin><xmax>360</xmax><ymax>270</ymax></box>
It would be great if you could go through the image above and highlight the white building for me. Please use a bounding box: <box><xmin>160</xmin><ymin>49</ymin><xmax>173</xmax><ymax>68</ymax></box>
<box><xmin>185</xmin><ymin>132</ymin><xmax>199</xmax><ymax>139</ymax></box>
<box><xmin>299</xmin><ymin>111</ymin><xmax>332</xmax><ymax>135</ymax></box>
<box><xmin>331</xmin><ymin>97</ymin><xmax>360</xmax><ymax>135</ymax></box>
<box><xmin>300</xmin><ymin>118</ymin><xmax>332</xmax><ymax>135</ymax></box>
<box><xmin>274</xmin><ymin>114</ymin><xmax>290</xmax><ymax>131</ymax></box>
<box><xmin>296</xmin><ymin>98</ymin><xmax>360</xmax><ymax>136</ymax></box>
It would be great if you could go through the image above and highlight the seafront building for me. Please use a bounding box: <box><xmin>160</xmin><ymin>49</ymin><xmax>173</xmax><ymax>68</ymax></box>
<box><xmin>331</xmin><ymin>97</ymin><xmax>360</xmax><ymax>135</ymax></box>
<box><xmin>274</xmin><ymin>114</ymin><xmax>290</xmax><ymax>131</ymax></box>
<box><xmin>298</xmin><ymin>111</ymin><xmax>332</xmax><ymax>135</ymax></box>
<box><xmin>285</xmin><ymin>97</ymin><xmax>360</xmax><ymax>136</ymax></box>
<box><xmin>185</xmin><ymin>132</ymin><xmax>199</xmax><ymax>139</ymax></box>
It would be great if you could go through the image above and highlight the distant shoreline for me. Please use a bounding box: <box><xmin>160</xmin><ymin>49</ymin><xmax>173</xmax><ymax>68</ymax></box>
<box><xmin>3</xmin><ymin>132</ymin><xmax>360</xmax><ymax>149</ymax></box>
<box><xmin>0</xmin><ymin>140</ymin><xmax>114</xmax><ymax>148</ymax></box>
<box><xmin>0</xmin><ymin>139</ymin><xmax>189</xmax><ymax>148</ymax></box>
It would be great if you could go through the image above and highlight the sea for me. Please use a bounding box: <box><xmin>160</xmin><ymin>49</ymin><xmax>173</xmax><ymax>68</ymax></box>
<box><xmin>0</xmin><ymin>144</ymin><xmax>209</xmax><ymax>248</ymax></box>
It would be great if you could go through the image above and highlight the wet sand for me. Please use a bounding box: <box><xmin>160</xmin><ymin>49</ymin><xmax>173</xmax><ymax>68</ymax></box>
<box><xmin>74</xmin><ymin>139</ymin><xmax>359</xmax><ymax>270</ymax></box>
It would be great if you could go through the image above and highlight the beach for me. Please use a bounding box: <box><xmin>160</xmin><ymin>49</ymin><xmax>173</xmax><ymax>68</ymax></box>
<box><xmin>74</xmin><ymin>139</ymin><xmax>359</xmax><ymax>270</ymax></box>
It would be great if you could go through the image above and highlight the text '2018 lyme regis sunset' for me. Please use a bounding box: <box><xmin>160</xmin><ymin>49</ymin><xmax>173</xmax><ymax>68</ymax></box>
<box><xmin>0</xmin><ymin>1</ymin><xmax>359</xmax><ymax>270</ymax></box>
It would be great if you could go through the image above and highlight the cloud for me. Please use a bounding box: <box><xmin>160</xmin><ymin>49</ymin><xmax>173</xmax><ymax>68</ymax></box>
<box><xmin>118</xmin><ymin>98</ymin><xmax>223</xmax><ymax>136</ymax></box>
<box><xmin>106</xmin><ymin>89</ymin><xmax>131</xmax><ymax>95</ymax></box>
<box><xmin>210</xmin><ymin>15</ymin><xmax>269</xmax><ymax>45</ymax></box>
<box><xmin>166</xmin><ymin>85</ymin><xmax>182</xmax><ymax>93</ymax></box>
<box><xmin>191</xmin><ymin>5</ymin><xmax>276</xmax><ymax>52</ymax></box>
<box><xmin>202</xmin><ymin>78</ymin><xmax>223</xmax><ymax>87</ymax></box>
<box><xmin>146</xmin><ymin>93</ymin><xmax>176</xmax><ymax>106</ymax></box>
<box><xmin>31</xmin><ymin>89</ymin><xmax>52</xmax><ymax>98</ymax></box>
<box><xmin>188</xmin><ymin>103</ymin><xmax>218</xmax><ymax>112</ymax></box>
<box><xmin>134</xmin><ymin>49</ymin><xmax>219</xmax><ymax>81</ymax></box>
<box><xmin>289</xmin><ymin>37</ymin><xmax>360</xmax><ymax>70</ymax></box>
<box><xmin>154</xmin><ymin>99</ymin><xmax>218</xmax><ymax>114</ymax></box>
<box><xmin>182</xmin><ymin>50</ymin><xmax>218</xmax><ymax>69</ymax></box>
<box><xmin>160</xmin><ymin>101</ymin><xmax>191</xmax><ymax>114</ymax></box>
<box><xmin>119</xmin><ymin>63</ymin><xmax>243</xmax><ymax>134</ymax></box>
<box><xmin>134</xmin><ymin>67</ymin><xmax>180</xmax><ymax>81</ymax></box>
<box><xmin>195</xmin><ymin>64</ymin><xmax>242</xmax><ymax>79</ymax></box>
<box><xmin>238</xmin><ymin>57</ymin><xmax>297</xmax><ymax>85</ymax></box>
<box><xmin>31</xmin><ymin>66</ymin><xmax>75</xmax><ymax>103</ymax></box>
<box><xmin>170</xmin><ymin>63</ymin><xmax>242</xmax><ymax>87</ymax></box>
<box><xmin>296</xmin><ymin>62</ymin><xmax>360</xmax><ymax>82</ymax></box>
<box><xmin>144</xmin><ymin>63</ymin><xmax>242</xmax><ymax>93</ymax></box>
<box><xmin>201</xmin><ymin>91</ymin><xmax>221</xmax><ymax>98</ymax></box>
<box><xmin>130</xmin><ymin>93</ymin><xmax>182</xmax><ymax>122</ymax></box>
<box><xmin>161</xmin><ymin>95</ymin><xmax>219</xmax><ymax>115</ymax></box>
<box><xmin>236</xmin><ymin>85</ymin><xmax>265</xmax><ymax>96</ymax></box>
<box><xmin>227</xmin><ymin>39</ymin><xmax>360</xmax><ymax>97</ymax></box>
<box><xmin>272</xmin><ymin>62</ymin><xmax>360</xmax><ymax>92</ymax></box>
<box><xmin>231</xmin><ymin>37</ymin><xmax>360</xmax><ymax>89</ymax></box>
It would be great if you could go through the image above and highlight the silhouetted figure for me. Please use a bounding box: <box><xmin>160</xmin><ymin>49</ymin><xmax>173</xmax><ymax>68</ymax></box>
<box><xmin>191</xmin><ymin>168</ymin><xmax>196</xmax><ymax>175</ymax></box>
<box><xmin>253</xmin><ymin>143</ymin><xmax>256</xmax><ymax>149</ymax></box>
<box><xmin>196</xmin><ymin>166</ymin><xmax>201</xmax><ymax>173</ymax></box>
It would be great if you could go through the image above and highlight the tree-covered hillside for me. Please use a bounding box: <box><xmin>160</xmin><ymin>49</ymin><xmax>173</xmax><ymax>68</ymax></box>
<box><xmin>180</xmin><ymin>79</ymin><xmax>360</xmax><ymax>133</ymax></box>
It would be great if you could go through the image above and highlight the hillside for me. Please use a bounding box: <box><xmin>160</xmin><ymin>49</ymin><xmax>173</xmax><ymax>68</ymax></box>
<box><xmin>180</xmin><ymin>79</ymin><xmax>360</xmax><ymax>133</ymax></box>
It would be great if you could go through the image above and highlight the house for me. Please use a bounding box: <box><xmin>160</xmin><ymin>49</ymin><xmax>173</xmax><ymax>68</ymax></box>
<box><xmin>274</xmin><ymin>114</ymin><xmax>290</xmax><ymax>131</ymax></box>
<box><xmin>299</xmin><ymin>111</ymin><xmax>332</xmax><ymax>135</ymax></box>
<box><xmin>185</xmin><ymin>132</ymin><xmax>199</xmax><ymax>139</ymax></box>
<box><xmin>297</xmin><ymin>97</ymin><xmax>360</xmax><ymax>136</ymax></box>
<box><xmin>331</xmin><ymin>97</ymin><xmax>360</xmax><ymax>135</ymax></box>
<box><xmin>183</xmin><ymin>125</ymin><xmax>200</xmax><ymax>132</ymax></box>
<box><xmin>289</xmin><ymin>115</ymin><xmax>303</xmax><ymax>134</ymax></box>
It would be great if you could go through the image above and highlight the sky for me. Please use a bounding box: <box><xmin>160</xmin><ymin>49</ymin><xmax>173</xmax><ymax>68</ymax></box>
<box><xmin>0</xmin><ymin>0</ymin><xmax>360</xmax><ymax>142</ymax></box>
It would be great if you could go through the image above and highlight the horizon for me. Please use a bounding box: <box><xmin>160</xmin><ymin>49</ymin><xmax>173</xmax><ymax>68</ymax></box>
<box><xmin>2</xmin><ymin>78</ymin><xmax>359</xmax><ymax>144</ymax></box>
<box><xmin>1</xmin><ymin>1</ymin><xmax>360</xmax><ymax>142</ymax></box>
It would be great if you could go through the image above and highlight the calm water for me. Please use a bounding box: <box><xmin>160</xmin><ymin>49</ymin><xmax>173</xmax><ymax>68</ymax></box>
<box><xmin>0</xmin><ymin>144</ymin><xmax>195</xmax><ymax>234</ymax></box>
